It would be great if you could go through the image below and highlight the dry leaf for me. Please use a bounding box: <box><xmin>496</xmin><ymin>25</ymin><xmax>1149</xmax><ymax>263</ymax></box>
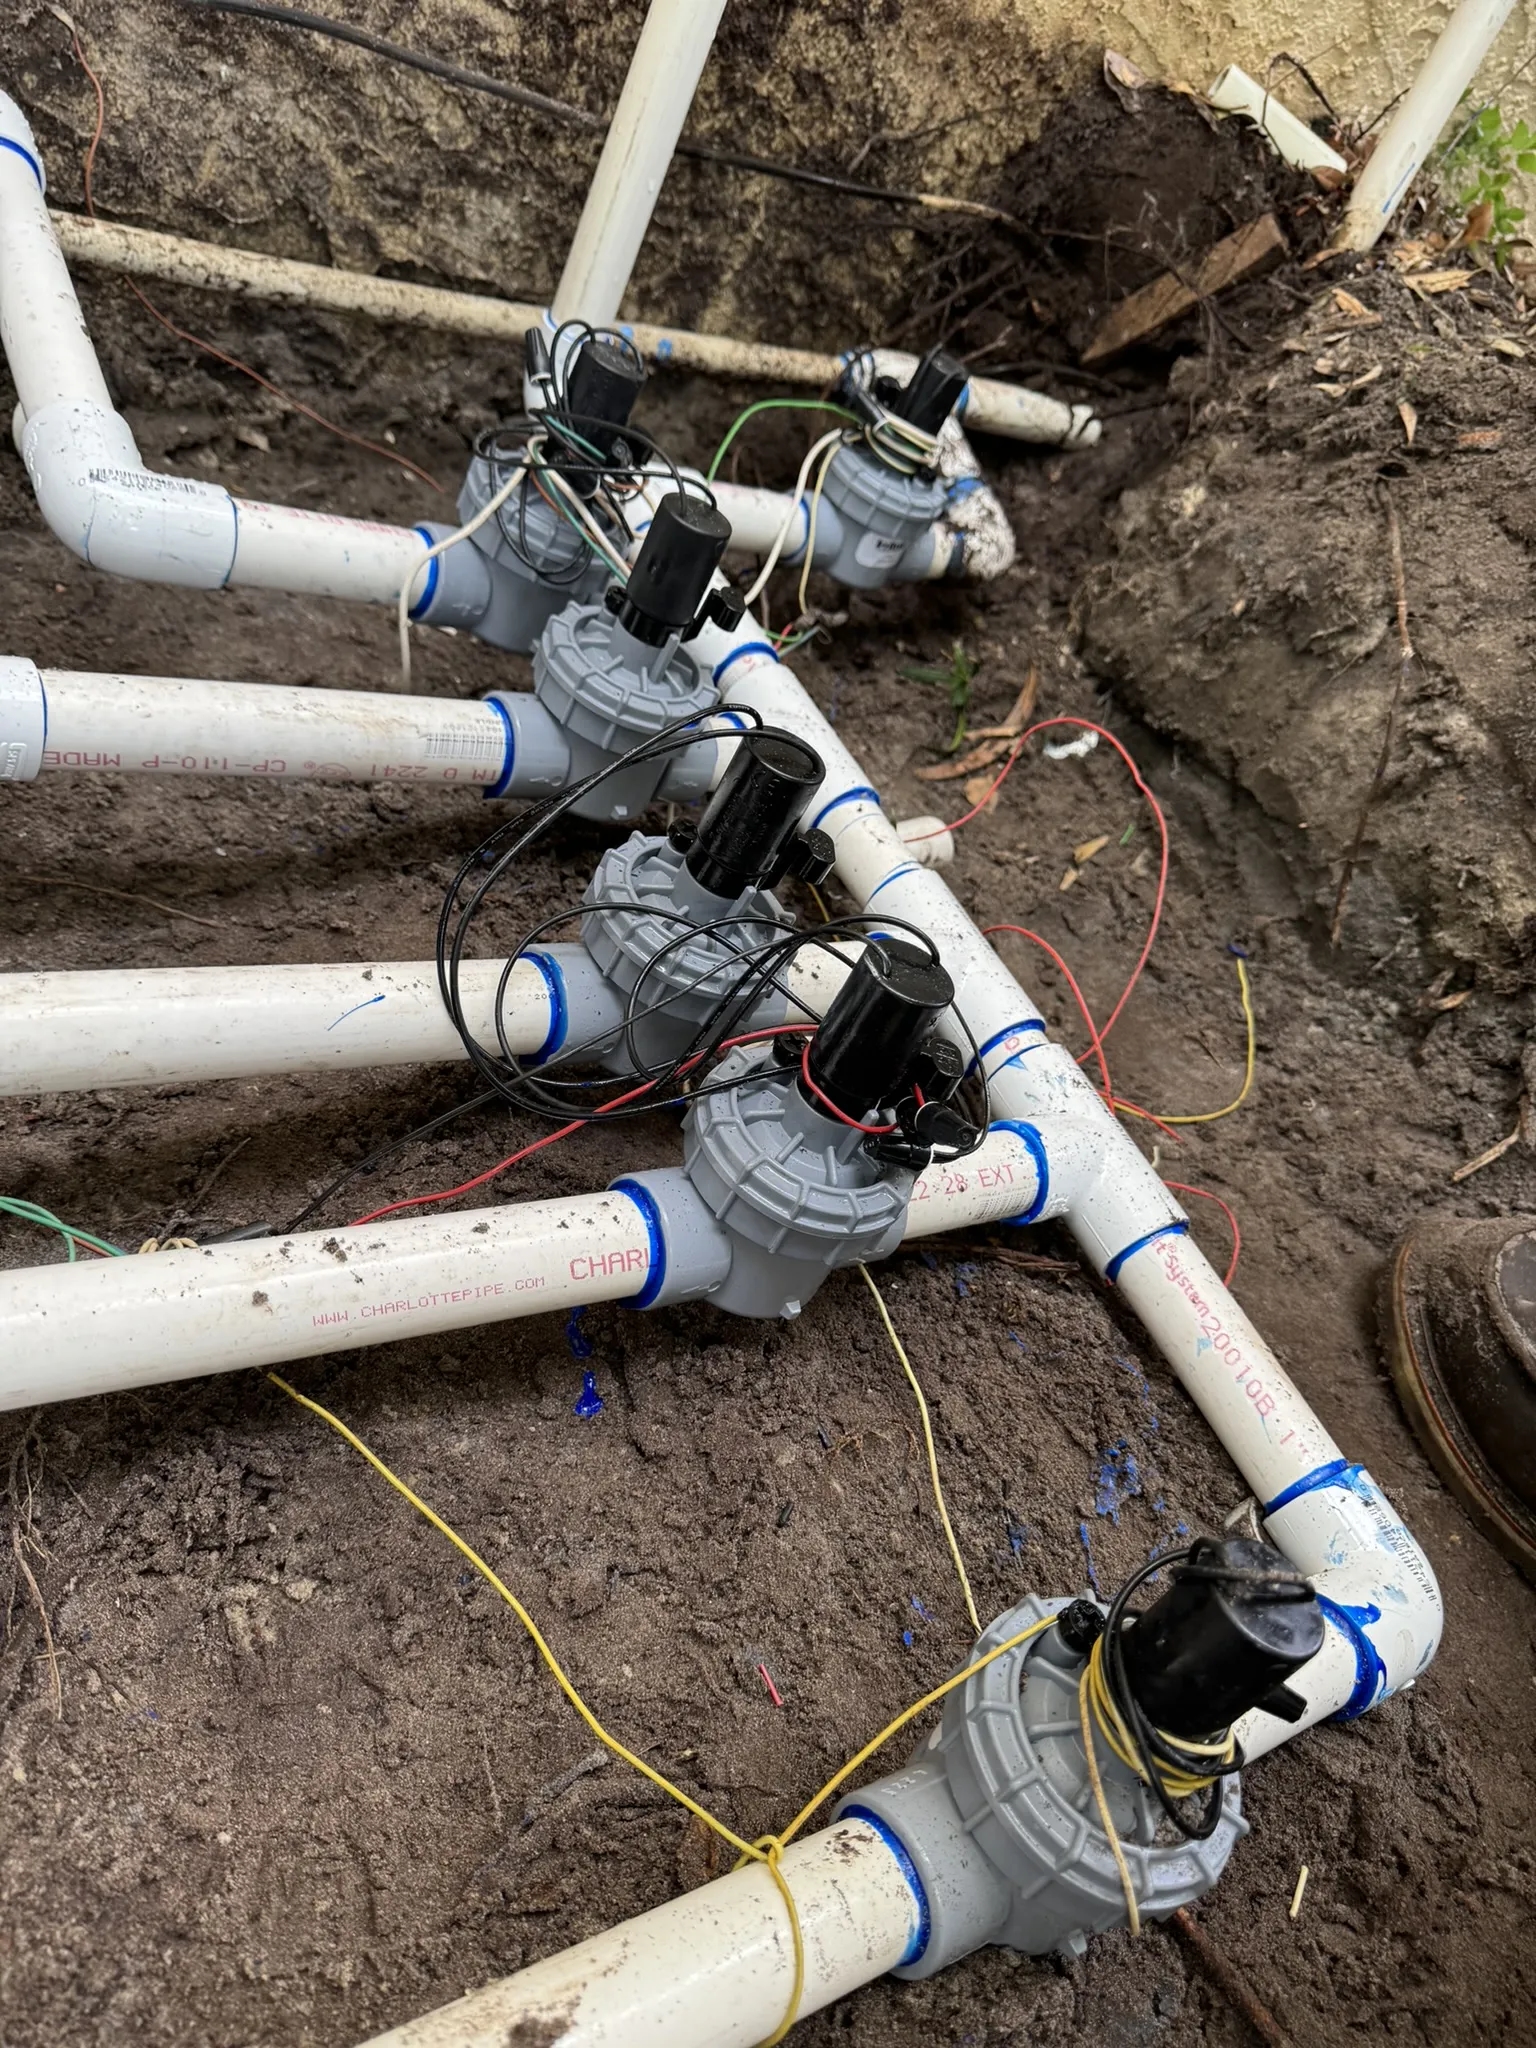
<box><xmin>1398</xmin><ymin>399</ymin><xmax>1418</xmax><ymax>446</ymax></box>
<box><xmin>966</xmin><ymin>664</ymin><xmax>1040</xmax><ymax>740</ymax></box>
<box><xmin>1315</xmin><ymin>381</ymin><xmax>1349</xmax><ymax>398</ymax></box>
<box><xmin>1059</xmin><ymin>866</ymin><xmax>1081</xmax><ymax>893</ymax></box>
<box><xmin>1074</xmin><ymin>835</ymin><xmax>1110</xmax><ymax>865</ymax></box>
<box><xmin>1103</xmin><ymin>49</ymin><xmax>1150</xmax><ymax>104</ymax></box>
<box><xmin>1314</xmin><ymin>353</ymin><xmax>1342</xmax><ymax>375</ymax></box>
<box><xmin>1457</xmin><ymin>428</ymin><xmax>1503</xmax><ymax>450</ymax></box>
<box><xmin>1332</xmin><ymin>288</ymin><xmax>1372</xmax><ymax>320</ymax></box>
<box><xmin>912</xmin><ymin>736</ymin><xmax>1014</xmax><ymax>783</ymax></box>
<box><xmin>1406</xmin><ymin>268</ymin><xmax>1474</xmax><ymax>296</ymax></box>
<box><xmin>1428</xmin><ymin>989</ymin><xmax>1472</xmax><ymax>1012</ymax></box>
<box><xmin>963</xmin><ymin>774</ymin><xmax>1002</xmax><ymax>814</ymax></box>
<box><xmin>1457</xmin><ymin>200</ymin><xmax>1495</xmax><ymax>248</ymax></box>
<box><xmin>1491</xmin><ymin>337</ymin><xmax>1527</xmax><ymax>359</ymax></box>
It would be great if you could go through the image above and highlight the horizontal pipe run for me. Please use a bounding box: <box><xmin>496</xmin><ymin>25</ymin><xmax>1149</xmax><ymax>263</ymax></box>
<box><xmin>359</xmin><ymin>1815</ymin><xmax>921</xmax><ymax>2048</ymax></box>
<box><xmin>0</xmin><ymin>951</ymin><xmax>591</xmax><ymax>1094</ymax></box>
<box><xmin>21</xmin><ymin>664</ymin><xmax>511</xmax><ymax>785</ymax></box>
<box><xmin>0</xmin><ymin>1130</ymin><xmax>1037</xmax><ymax>1411</ymax></box>
<box><xmin>0</xmin><ymin>941</ymin><xmax>859</xmax><ymax>1097</ymax></box>
<box><xmin>45</xmin><ymin>211</ymin><xmax>1099</xmax><ymax>448</ymax></box>
<box><xmin>0</xmin><ymin>1191</ymin><xmax>656</xmax><ymax>1411</ymax></box>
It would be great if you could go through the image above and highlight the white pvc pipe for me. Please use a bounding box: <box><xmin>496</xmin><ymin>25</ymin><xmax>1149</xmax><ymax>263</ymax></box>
<box><xmin>359</xmin><ymin>1815</ymin><xmax>920</xmax><ymax>2048</ymax></box>
<box><xmin>52</xmin><ymin>211</ymin><xmax>1099</xmax><ymax>449</ymax></box>
<box><xmin>20</xmin><ymin>664</ymin><xmax>510</xmax><ymax>785</ymax></box>
<box><xmin>0</xmin><ymin>1190</ymin><xmax>655</xmax><ymax>1411</ymax></box>
<box><xmin>1334</xmin><ymin>0</ymin><xmax>1520</xmax><ymax>251</ymax></box>
<box><xmin>0</xmin><ymin>942</ymin><xmax>857</xmax><ymax>1097</ymax></box>
<box><xmin>1206</xmin><ymin>67</ymin><xmax>1348</xmax><ymax>176</ymax></box>
<box><xmin>684</xmin><ymin>602</ymin><xmax>1442</xmax><ymax>1738</ymax></box>
<box><xmin>552</xmin><ymin>0</ymin><xmax>729</xmax><ymax>328</ymax></box>
<box><xmin>0</xmin><ymin>91</ymin><xmax>435</xmax><ymax>604</ymax></box>
<box><xmin>0</xmin><ymin>955</ymin><xmax>564</xmax><ymax>1094</ymax></box>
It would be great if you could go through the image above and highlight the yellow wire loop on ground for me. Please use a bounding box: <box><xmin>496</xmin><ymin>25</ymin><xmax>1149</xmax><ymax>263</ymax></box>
<box><xmin>268</xmin><ymin>1375</ymin><xmax>1055</xmax><ymax>2042</ymax></box>
<box><xmin>1154</xmin><ymin>956</ymin><xmax>1256</xmax><ymax>1126</ymax></box>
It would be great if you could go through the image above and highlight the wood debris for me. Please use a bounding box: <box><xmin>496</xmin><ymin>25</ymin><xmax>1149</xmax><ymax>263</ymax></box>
<box><xmin>1491</xmin><ymin>337</ymin><xmax>1527</xmax><ymax>359</ymax></box>
<box><xmin>1082</xmin><ymin>214</ymin><xmax>1288</xmax><ymax>365</ymax></box>
<box><xmin>912</xmin><ymin>665</ymin><xmax>1037</xmax><ymax>782</ymax></box>
<box><xmin>1073</xmin><ymin>835</ymin><xmax>1110</xmax><ymax>865</ymax></box>
<box><xmin>1457</xmin><ymin>428</ymin><xmax>1503</xmax><ymax>450</ymax></box>
<box><xmin>1398</xmin><ymin>400</ymin><xmax>1418</xmax><ymax>446</ymax></box>
<box><xmin>1451</xmin><ymin>1096</ymin><xmax>1532</xmax><ymax>1183</ymax></box>
<box><xmin>1404</xmin><ymin>267</ymin><xmax>1475</xmax><ymax>297</ymax></box>
<box><xmin>1331</xmin><ymin>288</ymin><xmax>1380</xmax><ymax>324</ymax></box>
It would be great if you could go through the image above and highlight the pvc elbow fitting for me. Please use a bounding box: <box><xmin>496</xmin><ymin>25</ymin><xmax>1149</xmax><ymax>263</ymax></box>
<box><xmin>22</xmin><ymin>400</ymin><xmax>238</xmax><ymax>587</ymax></box>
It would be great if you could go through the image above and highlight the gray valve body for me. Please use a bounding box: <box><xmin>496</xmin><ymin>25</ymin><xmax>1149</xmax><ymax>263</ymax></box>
<box><xmin>836</xmin><ymin>1597</ymin><xmax>1247</xmax><ymax>1973</ymax></box>
<box><xmin>581</xmin><ymin>834</ymin><xmax>788</xmax><ymax>1072</ymax></box>
<box><xmin>819</xmin><ymin>442</ymin><xmax>946</xmax><ymax>589</ymax></box>
<box><xmin>454</xmin><ymin>453</ymin><xmax>610</xmax><ymax>654</ymax></box>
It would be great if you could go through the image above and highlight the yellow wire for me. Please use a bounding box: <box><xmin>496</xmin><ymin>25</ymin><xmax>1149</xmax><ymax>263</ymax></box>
<box><xmin>267</xmin><ymin>1374</ymin><xmax>802</xmax><ymax>2043</ymax></box>
<box><xmin>1075</xmin><ymin>1632</ymin><xmax>1235</xmax><ymax>1938</ymax></box>
<box><xmin>857</xmin><ymin>1263</ymin><xmax>982</xmax><ymax>1635</ymax></box>
<box><xmin>268</xmin><ymin>1380</ymin><xmax>1060</xmax><ymax>2040</ymax></box>
<box><xmin>1078</xmin><ymin>1662</ymin><xmax>1142</xmax><ymax>1935</ymax></box>
<box><xmin>1149</xmin><ymin>957</ymin><xmax>1256</xmax><ymax>1126</ymax></box>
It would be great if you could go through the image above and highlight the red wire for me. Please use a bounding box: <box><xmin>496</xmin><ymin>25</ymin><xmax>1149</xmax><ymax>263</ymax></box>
<box><xmin>983</xmin><ymin>923</ymin><xmax>1113</xmax><ymax>1100</ymax></box>
<box><xmin>1163</xmin><ymin>1182</ymin><xmax>1242</xmax><ymax>1285</ymax></box>
<box><xmin>913</xmin><ymin>718</ymin><xmax>1170</xmax><ymax>1056</ymax></box>
<box><xmin>798</xmin><ymin>1040</ymin><xmax>894</xmax><ymax>1134</ymax></box>
<box><xmin>347</xmin><ymin>1026</ymin><xmax>814</xmax><ymax>1228</ymax></box>
<box><xmin>60</xmin><ymin>22</ymin><xmax>447</xmax><ymax>498</ymax></box>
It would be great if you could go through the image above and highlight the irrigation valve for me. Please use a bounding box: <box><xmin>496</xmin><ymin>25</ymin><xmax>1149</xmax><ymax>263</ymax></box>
<box><xmin>821</xmin><ymin>343</ymin><xmax>968</xmax><ymax>588</ymax></box>
<box><xmin>484</xmin><ymin>489</ymin><xmax>735</xmax><ymax>822</ymax></box>
<box><xmin>581</xmin><ymin>727</ymin><xmax>831</xmax><ymax>1071</ymax></box>
<box><xmin>449</xmin><ymin>331</ymin><xmax>649</xmax><ymax>655</ymax></box>
<box><xmin>834</xmin><ymin>1541</ymin><xmax>1326</xmax><ymax>1969</ymax></box>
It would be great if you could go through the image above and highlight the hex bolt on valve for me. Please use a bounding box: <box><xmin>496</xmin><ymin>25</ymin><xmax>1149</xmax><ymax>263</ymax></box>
<box><xmin>835</xmin><ymin>1540</ymin><xmax>1326</xmax><ymax>1969</ymax></box>
<box><xmin>579</xmin><ymin>723</ymin><xmax>834</xmax><ymax>1071</ymax></box>
<box><xmin>484</xmin><ymin>488</ymin><xmax>744</xmax><ymax>819</ymax></box>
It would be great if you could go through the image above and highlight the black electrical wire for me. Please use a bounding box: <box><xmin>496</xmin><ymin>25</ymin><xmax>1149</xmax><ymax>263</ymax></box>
<box><xmin>1097</xmin><ymin>1548</ymin><xmax>1313</xmax><ymax>1842</ymax></box>
<box><xmin>178</xmin><ymin>0</ymin><xmax>1016</xmax><ymax>224</ymax></box>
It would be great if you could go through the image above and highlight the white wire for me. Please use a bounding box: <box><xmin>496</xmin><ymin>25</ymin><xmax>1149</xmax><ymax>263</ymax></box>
<box><xmin>740</xmin><ymin>428</ymin><xmax>845</xmax><ymax>608</ymax></box>
<box><xmin>538</xmin><ymin>465</ymin><xmax>635</xmax><ymax>580</ymax></box>
<box><xmin>395</xmin><ymin>462</ymin><xmax>528</xmax><ymax>688</ymax></box>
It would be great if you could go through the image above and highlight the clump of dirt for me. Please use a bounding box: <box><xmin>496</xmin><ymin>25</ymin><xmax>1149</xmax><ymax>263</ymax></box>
<box><xmin>1079</xmin><ymin>259</ymin><xmax>1536</xmax><ymax>987</ymax></box>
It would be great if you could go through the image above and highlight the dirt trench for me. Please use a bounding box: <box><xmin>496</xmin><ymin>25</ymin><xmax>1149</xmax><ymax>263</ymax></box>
<box><xmin>3</xmin><ymin>71</ymin><xmax>1536</xmax><ymax>2048</ymax></box>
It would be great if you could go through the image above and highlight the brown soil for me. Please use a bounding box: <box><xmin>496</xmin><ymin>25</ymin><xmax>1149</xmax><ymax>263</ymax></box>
<box><xmin>4</xmin><ymin>73</ymin><xmax>1536</xmax><ymax>2048</ymax></box>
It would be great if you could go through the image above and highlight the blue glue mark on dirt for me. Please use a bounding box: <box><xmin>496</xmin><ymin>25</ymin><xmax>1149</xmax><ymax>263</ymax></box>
<box><xmin>1006</xmin><ymin>1331</ymin><xmax>1029</xmax><ymax>1354</ymax></box>
<box><xmin>565</xmin><ymin>1307</ymin><xmax>594</xmax><ymax>1359</ymax></box>
<box><xmin>902</xmin><ymin>1629</ymin><xmax>915</xmax><ymax>1648</ymax></box>
<box><xmin>953</xmin><ymin>1262</ymin><xmax>979</xmax><ymax>1299</ymax></box>
<box><xmin>911</xmin><ymin>1596</ymin><xmax>935</xmax><ymax>1623</ymax></box>
<box><xmin>572</xmin><ymin>1371</ymin><xmax>604</xmax><ymax>1419</ymax></box>
<box><xmin>918</xmin><ymin>1249</ymin><xmax>938</xmax><ymax>1271</ymax></box>
<box><xmin>1078</xmin><ymin>1521</ymin><xmax>1101</xmax><ymax>1593</ymax></box>
<box><xmin>1007</xmin><ymin>1514</ymin><xmax>1029</xmax><ymax>1556</ymax></box>
<box><xmin>1093</xmin><ymin>1439</ymin><xmax>1143</xmax><ymax>1525</ymax></box>
<box><xmin>1114</xmin><ymin>1355</ymin><xmax>1160</xmax><ymax>1430</ymax></box>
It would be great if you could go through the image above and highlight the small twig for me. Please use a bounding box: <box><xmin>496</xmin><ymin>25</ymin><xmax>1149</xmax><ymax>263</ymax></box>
<box><xmin>1451</xmin><ymin>1094</ymin><xmax>1532</xmax><ymax>1182</ymax></box>
<box><xmin>1171</xmin><ymin>1906</ymin><xmax>1293</xmax><ymax>2048</ymax></box>
<box><xmin>11</xmin><ymin>1525</ymin><xmax>62</xmax><ymax>1719</ymax></box>
<box><xmin>17</xmin><ymin>875</ymin><xmax>238</xmax><ymax>930</ymax></box>
<box><xmin>161</xmin><ymin>1134</ymin><xmax>256</xmax><ymax>1236</ymax></box>
<box><xmin>1330</xmin><ymin>490</ymin><xmax>1414</xmax><ymax>946</ymax></box>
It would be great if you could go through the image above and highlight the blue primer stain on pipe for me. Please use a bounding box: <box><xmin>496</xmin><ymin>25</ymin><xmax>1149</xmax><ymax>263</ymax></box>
<box><xmin>1317</xmin><ymin>1593</ymin><xmax>1388</xmax><ymax>1718</ymax></box>
<box><xmin>572</xmin><ymin>1370</ymin><xmax>604</xmax><ymax>1420</ymax></box>
<box><xmin>326</xmin><ymin>993</ymin><xmax>386</xmax><ymax>1032</ymax></box>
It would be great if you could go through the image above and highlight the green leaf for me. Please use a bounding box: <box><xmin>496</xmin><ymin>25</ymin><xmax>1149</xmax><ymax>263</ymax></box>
<box><xmin>1517</xmin><ymin>153</ymin><xmax>1536</xmax><ymax>173</ymax></box>
<box><xmin>1478</xmin><ymin>105</ymin><xmax>1503</xmax><ymax>138</ymax></box>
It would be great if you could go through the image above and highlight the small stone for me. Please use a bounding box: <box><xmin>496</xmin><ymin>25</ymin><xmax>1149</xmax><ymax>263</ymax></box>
<box><xmin>284</xmin><ymin>1578</ymin><xmax>317</xmax><ymax>1603</ymax></box>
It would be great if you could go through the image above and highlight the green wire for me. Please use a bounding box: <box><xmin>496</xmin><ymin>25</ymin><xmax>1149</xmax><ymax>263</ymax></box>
<box><xmin>705</xmin><ymin>399</ymin><xmax>856</xmax><ymax>482</ymax></box>
<box><xmin>0</xmin><ymin>1196</ymin><xmax>127</xmax><ymax>1262</ymax></box>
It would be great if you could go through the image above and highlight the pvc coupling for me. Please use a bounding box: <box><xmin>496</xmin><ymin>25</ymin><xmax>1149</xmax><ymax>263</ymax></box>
<box><xmin>0</xmin><ymin>656</ymin><xmax>44</xmax><ymax>782</ymax></box>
